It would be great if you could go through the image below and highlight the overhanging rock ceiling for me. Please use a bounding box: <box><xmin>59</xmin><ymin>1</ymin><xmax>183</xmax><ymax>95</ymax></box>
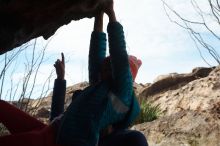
<box><xmin>0</xmin><ymin>0</ymin><xmax>108</xmax><ymax>54</ymax></box>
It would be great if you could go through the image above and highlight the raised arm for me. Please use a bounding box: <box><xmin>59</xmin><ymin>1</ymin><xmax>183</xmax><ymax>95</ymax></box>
<box><xmin>50</xmin><ymin>53</ymin><xmax>66</xmax><ymax>122</ymax></box>
<box><xmin>88</xmin><ymin>12</ymin><xmax>107</xmax><ymax>85</ymax></box>
<box><xmin>104</xmin><ymin>1</ymin><xmax>133</xmax><ymax>106</ymax></box>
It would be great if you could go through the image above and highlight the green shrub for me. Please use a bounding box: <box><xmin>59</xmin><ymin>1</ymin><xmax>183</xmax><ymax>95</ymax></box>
<box><xmin>133</xmin><ymin>100</ymin><xmax>161</xmax><ymax>125</ymax></box>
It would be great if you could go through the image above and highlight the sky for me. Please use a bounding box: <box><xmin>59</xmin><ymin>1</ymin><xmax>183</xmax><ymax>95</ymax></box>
<box><xmin>0</xmin><ymin>0</ymin><xmax>219</xmax><ymax>100</ymax></box>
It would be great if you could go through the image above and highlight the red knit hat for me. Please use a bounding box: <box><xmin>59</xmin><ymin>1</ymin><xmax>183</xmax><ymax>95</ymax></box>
<box><xmin>102</xmin><ymin>55</ymin><xmax>142</xmax><ymax>81</ymax></box>
<box><xmin>128</xmin><ymin>55</ymin><xmax>142</xmax><ymax>80</ymax></box>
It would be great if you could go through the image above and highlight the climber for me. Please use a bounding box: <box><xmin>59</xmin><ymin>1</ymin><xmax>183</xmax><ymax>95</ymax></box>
<box><xmin>0</xmin><ymin>0</ymin><xmax>148</xmax><ymax>146</ymax></box>
<box><xmin>0</xmin><ymin>50</ymin><xmax>146</xmax><ymax>146</ymax></box>
<box><xmin>54</xmin><ymin>0</ymin><xmax>147</xmax><ymax>146</ymax></box>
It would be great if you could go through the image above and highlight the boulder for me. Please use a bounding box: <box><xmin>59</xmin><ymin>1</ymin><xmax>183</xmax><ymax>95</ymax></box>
<box><xmin>134</xmin><ymin>65</ymin><xmax>220</xmax><ymax>145</ymax></box>
<box><xmin>140</xmin><ymin>67</ymin><xmax>214</xmax><ymax>97</ymax></box>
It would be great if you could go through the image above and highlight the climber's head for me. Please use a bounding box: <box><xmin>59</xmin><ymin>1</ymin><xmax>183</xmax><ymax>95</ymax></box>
<box><xmin>101</xmin><ymin>55</ymin><xmax>142</xmax><ymax>81</ymax></box>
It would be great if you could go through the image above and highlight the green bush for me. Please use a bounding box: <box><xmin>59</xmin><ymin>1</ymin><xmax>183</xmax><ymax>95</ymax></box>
<box><xmin>133</xmin><ymin>100</ymin><xmax>161</xmax><ymax>125</ymax></box>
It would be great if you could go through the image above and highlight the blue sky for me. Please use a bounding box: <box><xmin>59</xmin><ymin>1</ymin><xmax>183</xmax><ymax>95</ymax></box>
<box><xmin>0</xmin><ymin>0</ymin><xmax>219</xmax><ymax>100</ymax></box>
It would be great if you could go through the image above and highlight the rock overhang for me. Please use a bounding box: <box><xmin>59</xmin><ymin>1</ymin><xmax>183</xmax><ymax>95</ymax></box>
<box><xmin>0</xmin><ymin>0</ymin><xmax>108</xmax><ymax>54</ymax></box>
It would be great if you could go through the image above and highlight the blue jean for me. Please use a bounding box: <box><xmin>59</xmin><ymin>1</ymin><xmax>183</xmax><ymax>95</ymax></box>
<box><xmin>99</xmin><ymin>130</ymin><xmax>148</xmax><ymax>146</ymax></box>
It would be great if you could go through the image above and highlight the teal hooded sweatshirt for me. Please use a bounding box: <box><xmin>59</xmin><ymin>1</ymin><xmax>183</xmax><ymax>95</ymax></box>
<box><xmin>56</xmin><ymin>22</ymin><xmax>140</xmax><ymax>146</ymax></box>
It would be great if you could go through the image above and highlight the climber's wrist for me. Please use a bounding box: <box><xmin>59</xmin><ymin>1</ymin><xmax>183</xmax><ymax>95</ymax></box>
<box><xmin>108</xmin><ymin>10</ymin><xmax>117</xmax><ymax>22</ymax></box>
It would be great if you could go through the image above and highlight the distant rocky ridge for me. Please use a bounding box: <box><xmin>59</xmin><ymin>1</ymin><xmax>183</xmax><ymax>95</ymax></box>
<box><xmin>140</xmin><ymin>67</ymin><xmax>215</xmax><ymax>98</ymax></box>
<box><xmin>2</xmin><ymin>66</ymin><xmax>220</xmax><ymax>145</ymax></box>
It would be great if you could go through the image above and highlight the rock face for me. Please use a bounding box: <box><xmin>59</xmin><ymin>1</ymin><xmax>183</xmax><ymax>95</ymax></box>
<box><xmin>133</xmin><ymin>110</ymin><xmax>220</xmax><ymax>146</ymax></box>
<box><xmin>0</xmin><ymin>0</ymin><xmax>109</xmax><ymax>54</ymax></box>
<box><xmin>132</xmin><ymin>66</ymin><xmax>220</xmax><ymax>146</ymax></box>
<box><xmin>140</xmin><ymin>67</ymin><xmax>214</xmax><ymax>98</ymax></box>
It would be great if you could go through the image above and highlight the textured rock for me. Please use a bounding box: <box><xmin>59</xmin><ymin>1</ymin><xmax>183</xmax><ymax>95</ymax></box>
<box><xmin>140</xmin><ymin>67</ymin><xmax>214</xmax><ymax>98</ymax></box>
<box><xmin>0</xmin><ymin>0</ymin><xmax>109</xmax><ymax>54</ymax></box>
<box><xmin>132</xmin><ymin>110</ymin><xmax>220</xmax><ymax>146</ymax></box>
<box><xmin>141</xmin><ymin>66</ymin><xmax>220</xmax><ymax>116</ymax></box>
<box><xmin>35</xmin><ymin>107</ymin><xmax>50</xmax><ymax>118</ymax></box>
<box><xmin>133</xmin><ymin>65</ymin><xmax>220</xmax><ymax>145</ymax></box>
<box><xmin>133</xmin><ymin>82</ymin><xmax>149</xmax><ymax>97</ymax></box>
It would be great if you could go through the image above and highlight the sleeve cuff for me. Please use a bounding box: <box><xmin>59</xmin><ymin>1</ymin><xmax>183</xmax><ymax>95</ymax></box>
<box><xmin>91</xmin><ymin>31</ymin><xmax>106</xmax><ymax>38</ymax></box>
<box><xmin>107</xmin><ymin>22</ymin><xmax>123</xmax><ymax>33</ymax></box>
<box><xmin>54</xmin><ymin>79</ymin><xmax>66</xmax><ymax>94</ymax></box>
<box><xmin>54</xmin><ymin>79</ymin><xmax>66</xmax><ymax>88</ymax></box>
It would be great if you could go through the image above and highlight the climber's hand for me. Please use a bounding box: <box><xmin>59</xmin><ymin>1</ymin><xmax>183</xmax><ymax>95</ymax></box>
<box><xmin>102</xmin><ymin>0</ymin><xmax>116</xmax><ymax>22</ymax></box>
<box><xmin>102</xmin><ymin>0</ymin><xmax>113</xmax><ymax>15</ymax></box>
<box><xmin>54</xmin><ymin>52</ymin><xmax>65</xmax><ymax>80</ymax></box>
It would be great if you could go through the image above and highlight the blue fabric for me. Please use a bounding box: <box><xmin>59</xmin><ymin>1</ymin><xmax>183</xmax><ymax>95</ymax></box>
<box><xmin>89</xmin><ymin>32</ymin><xmax>107</xmax><ymax>85</ymax></box>
<box><xmin>50</xmin><ymin>79</ymin><xmax>66</xmax><ymax>122</ymax></box>
<box><xmin>56</xmin><ymin>22</ymin><xmax>140</xmax><ymax>146</ymax></box>
<box><xmin>107</xmin><ymin>22</ymin><xmax>133</xmax><ymax>107</ymax></box>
